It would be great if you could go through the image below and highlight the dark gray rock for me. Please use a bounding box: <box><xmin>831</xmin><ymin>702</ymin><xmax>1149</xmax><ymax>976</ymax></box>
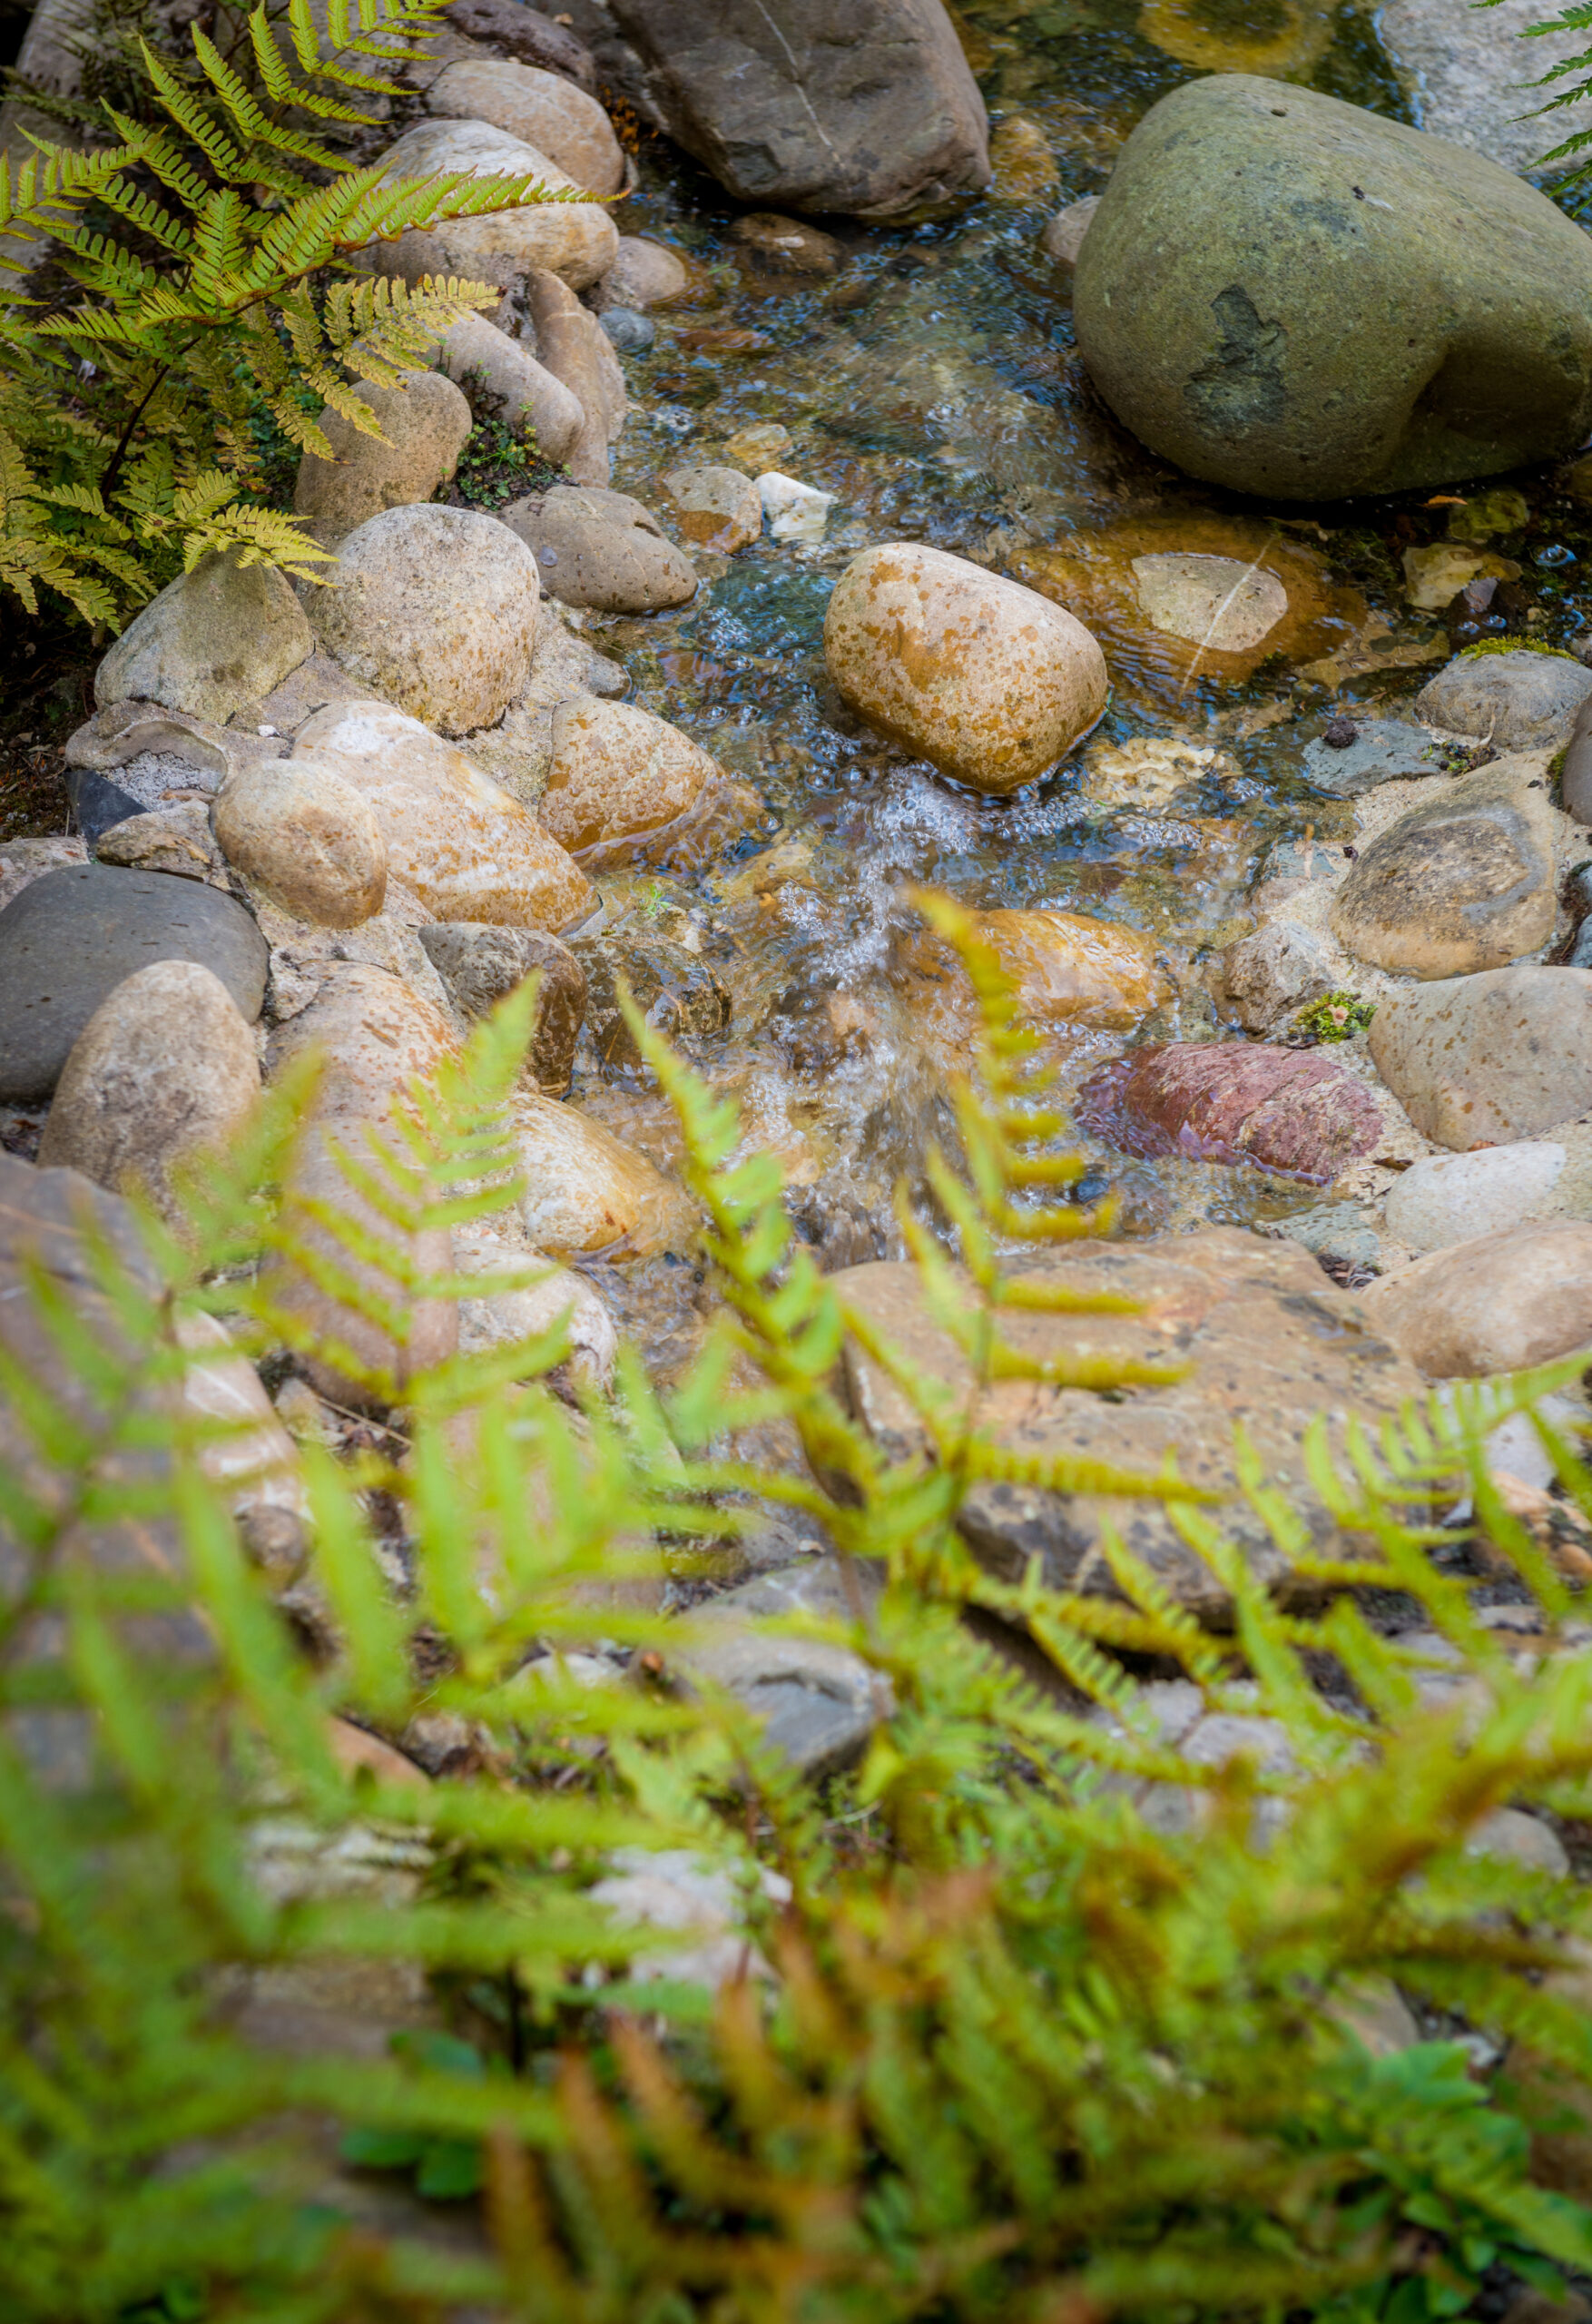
<box><xmin>1301</xmin><ymin>718</ymin><xmax>1451</xmax><ymax>799</ymax></box>
<box><xmin>1417</xmin><ymin>650</ymin><xmax>1592</xmax><ymax>752</ymax></box>
<box><xmin>417</xmin><ymin>921</ymin><xmax>587</xmax><ymax>1095</ymax></box>
<box><xmin>673</xmin><ymin>1558</ymin><xmax>886</xmax><ymax>1778</ymax></box>
<box><xmin>67</xmin><ymin>766</ymin><xmax>146</xmax><ymax>843</ymax></box>
<box><xmin>563</xmin><ymin>0</ymin><xmax>989</xmax><ymax>219</ymax></box>
<box><xmin>1074</xmin><ymin>76</ymin><xmax>1592</xmax><ymax>499</ymax></box>
<box><xmin>598</xmin><ymin>305</ymin><xmax>654</xmax><ymax>353</ymax></box>
<box><xmin>0</xmin><ymin>866</ymin><xmax>268</xmax><ymax>1103</ymax></box>
<box><xmin>444</xmin><ymin>0</ymin><xmax>597</xmax><ymax>87</ymax></box>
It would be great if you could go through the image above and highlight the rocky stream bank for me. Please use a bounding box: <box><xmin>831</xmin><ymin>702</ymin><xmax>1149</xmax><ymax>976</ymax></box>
<box><xmin>9</xmin><ymin>0</ymin><xmax>1592</xmax><ymax>1891</ymax></box>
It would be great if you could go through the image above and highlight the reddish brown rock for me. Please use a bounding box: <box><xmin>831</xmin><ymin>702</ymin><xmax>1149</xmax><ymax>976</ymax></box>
<box><xmin>1076</xmin><ymin>1042</ymin><xmax>1382</xmax><ymax>1183</ymax></box>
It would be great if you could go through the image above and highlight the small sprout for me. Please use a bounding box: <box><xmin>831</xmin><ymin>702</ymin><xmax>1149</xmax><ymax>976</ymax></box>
<box><xmin>1293</xmin><ymin>988</ymin><xmax>1374</xmax><ymax>1043</ymax></box>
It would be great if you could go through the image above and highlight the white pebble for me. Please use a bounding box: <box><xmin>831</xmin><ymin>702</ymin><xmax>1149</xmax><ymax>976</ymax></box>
<box><xmin>758</xmin><ymin>470</ymin><xmax>836</xmax><ymax>544</ymax></box>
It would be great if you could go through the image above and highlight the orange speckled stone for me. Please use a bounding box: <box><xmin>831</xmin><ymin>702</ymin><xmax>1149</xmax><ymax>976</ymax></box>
<box><xmin>822</xmin><ymin>542</ymin><xmax>1108</xmax><ymax>795</ymax></box>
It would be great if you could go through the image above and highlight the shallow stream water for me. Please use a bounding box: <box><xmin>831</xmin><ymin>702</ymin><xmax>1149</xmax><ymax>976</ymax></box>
<box><xmin>560</xmin><ymin>0</ymin><xmax>1592</xmax><ymax>1373</ymax></box>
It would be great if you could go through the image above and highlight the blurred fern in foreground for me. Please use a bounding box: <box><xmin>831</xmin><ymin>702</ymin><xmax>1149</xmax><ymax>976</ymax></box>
<box><xmin>5</xmin><ymin>916</ymin><xmax>1592</xmax><ymax>2321</ymax></box>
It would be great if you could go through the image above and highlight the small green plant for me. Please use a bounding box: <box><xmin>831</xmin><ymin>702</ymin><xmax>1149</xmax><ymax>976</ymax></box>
<box><xmin>1295</xmin><ymin>987</ymin><xmax>1376</xmax><ymax>1041</ymax></box>
<box><xmin>1458</xmin><ymin>635</ymin><xmax>1584</xmax><ymax>661</ymax></box>
<box><xmin>0</xmin><ymin>0</ymin><xmax>583</xmax><ymax>625</ymax></box>
<box><xmin>1489</xmin><ymin>0</ymin><xmax>1592</xmax><ymax>175</ymax></box>
<box><xmin>447</xmin><ymin>367</ymin><xmax>566</xmax><ymax>509</ymax></box>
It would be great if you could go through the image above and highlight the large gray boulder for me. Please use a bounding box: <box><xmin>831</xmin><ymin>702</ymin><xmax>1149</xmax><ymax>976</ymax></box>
<box><xmin>95</xmin><ymin>553</ymin><xmax>312</xmax><ymax>724</ymax></box>
<box><xmin>1073</xmin><ymin>75</ymin><xmax>1592</xmax><ymax>499</ymax></box>
<box><xmin>565</xmin><ymin>0</ymin><xmax>989</xmax><ymax>218</ymax></box>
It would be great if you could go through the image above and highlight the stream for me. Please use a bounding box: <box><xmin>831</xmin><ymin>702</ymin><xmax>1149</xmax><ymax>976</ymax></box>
<box><xmin>545</xmin><ymin>0</ymin><xmax>1592</xmax><ymax>1378</ymax></box>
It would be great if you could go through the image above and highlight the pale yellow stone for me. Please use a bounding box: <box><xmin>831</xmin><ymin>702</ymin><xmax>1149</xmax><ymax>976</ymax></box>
<box><xmin>510</xmin><ymin>1093</ymin><xmax>690</xmax><ymax>1256</ymax></box>
<box><xmin>980</xmin><ymin>907</ymin><xmax>1170</xmax><ymax>1029</ymax></box>
<box><xmin>540</xmin><ymin>697</ymin><xmax>720</xmax><ymax>862</ymax></box>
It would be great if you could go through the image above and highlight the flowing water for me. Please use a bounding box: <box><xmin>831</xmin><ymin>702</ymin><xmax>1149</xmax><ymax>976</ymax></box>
<box><xmin>559</xmin><ymin>2</ymin><xmax>1592</xmax><ymax>1374</ymax></box>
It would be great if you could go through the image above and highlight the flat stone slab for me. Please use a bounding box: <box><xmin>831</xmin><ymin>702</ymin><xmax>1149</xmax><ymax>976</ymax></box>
<box><xmin>833</xmin><ymin>1229</ymin><xmax>1428</xmax><ymax>1623</ymax></box>
<box><xmin>1302</xmin><ymin>719</ymin><xmax>1450</xmax><ymax>798</ymax></box>
<box><xmin>0</xmin><ymin>864</ymin><xmax>268</xmax><ymax>1102</ymax></box>
<box><xmin>1075</xmin><ymin>1042</ymin><xmax>1385</xmax><ymax>1183</ymax></box>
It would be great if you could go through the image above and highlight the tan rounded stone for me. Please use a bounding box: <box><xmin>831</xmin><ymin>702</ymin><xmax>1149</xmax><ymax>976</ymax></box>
<box><xmin>291</xmin><ymin>370</ymin><xmax>472</xmax><ymax>547</ymax></box>
<box><xmin>510</xmin><ymin>1092</ymin><xmax>689</xmax><ymax>1256</ymax></box>
<box><xmin>436</xmin><ymin>310</ymin><xmax>584</xmax><ymax>466</ymax></box>
<box><xmin>1330</xmin><ymin>756</ymin><xmax>1557</xmax><ymax>980</ymax></box>
<box><xmin>37</xmin><ymin>961</ymin><xmax>260</xmax><ymax>1229</ymax></box>
<box><xmin>296</xmin><ymin>699</ymin><xmax>594</xmax><ymax>932</ymax></box>
<box><xmin>427</xmin><ymin>57</ymin><xmax>624</xmax><ymax>193</ymax></box>
<box><xmin>213</xmin><ymin>756</ymin><xmax>388</xmax><ymax>929</ymax></box>
<box><xmin>540</xmin><ymin>697</ymin><xmax>720</xmax><ymax>862</ymax></box>
<box><xmin>655</xmin><ymin>462</ymin><xmax>762</xmax><ymax>552</ymax></box>
<box><xmin>452</xmin><ymin>1222</ymin><xmax>617</xmax><ymax>1391</ymax></box>
<box><xmin>306</xmin><ymin>505</ymin><xmax>541</xmax><ymax>737</ymax></box>
<box><xmin>979</xmin><ymin>908</ymin><xmax>1170</xmax><ymax>1029</ymax></box>
<box><xmin>1358</xmin><ymin>1221</ymin><xmax>1592</xmax><ymax>1376</ymax></box>
<box><xmin>370</xmin><ymin>118</ymin><xmax>619</xmax><ymax>292</ymax></box>
<box><xmin>265</xmin><ymin>963</ymin><xmax>461</xmax><ymax>1409</ymax></box>
<box><xmin>1368</xmin><ymin>966</ymin><xmax>1592</xmax><ymax>1149</ymax></box>
<box><xmin>1132</xmin><ymin>552</ymin><xmax>1288</xmax><ymax>652</ymax></box>
<box><xmin>823</xmin><ymin>542</ymin><xmax>1108</xmax><ymax>795</ymax></box>
<box><xmin>95</xmin><ymin>553</ymin><xmax>312</xmax><ymax>725</ymax></box>
<box><xmin>1040</xmin><ymin>194</ymin><xmax>1098</xmax><ymax>269</ymax></box>
<box><xmin>526</xmin><ymin>268</ymin><xmax>626</xmax><ymax>487</ymax></box>
<box><xmin>603</xmin><ymin>235</ymin><xmax>691</xmax><ymax>309</ymax></box>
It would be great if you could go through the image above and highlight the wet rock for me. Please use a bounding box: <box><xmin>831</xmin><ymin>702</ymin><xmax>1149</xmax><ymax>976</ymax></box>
<box><xmin>1360</xmin><ymin>1222</ymin><xmax>1592</xmax><ymax>1376</ymax></box>
<box><xmin>824</xmin><ymin>542</ymin><xmax>1108</xmax><ymax>796</ymax></box>
<box><xmin>97</xmin><ymin>803</ymin><xmax>228</xmax><ymax>886</ymax></box>
<box><xmin>1416</xmin><ymin>649</ymin><xmax>1592</xmax><ymax>752</ymax></box>
<box><xmin>291</xmin><ymin>370</ymin><xmax>472</xmax><ymax>548</ymax></box>
<box><xmin>452</xmin><ymin>1222</ymin><xmax>617</xmax><ymax>1391</ymax></box>
<box><xmin>525</xmin><ymin>267</ymin><xmax>626</xmax><ymax>484</ymax></box>
<box><xmin>540</xmin><ymin>696</ymin><xmax>723</xmax><ymax>865</ymax></box>
<box><xmin>1041</xmin><ymin>193</ymin><xmax>1098</xmax><ymax>269</ymax></box>
<box><xmin>1132</xmin><ymin>552</ymin><xmax>1287</xmax><ymax>654</ymax></box>
<box><xmin>1368</xmin><ymin>967</ymin><xmax>1592</xmax><ymax>1148</ymax></box>
<box><xmin>1079</xmin><ymin>735</ymin><xmax>1234</xmax><ymax>809</ymax></box>
<box><xmin>1302</xmin><ymin>718</ymin><xmax>1450</xmax><ymax>799</ymax></box>
<box><xmin>1076</xmin><ymin>1042</ymin><xmax>1384</xmax><ymax>1183</ymax></box>
<box><xmin>978</xmin><ymin>908</ymin><xmax>1171</xmax><ymax>1029</ymax></box>
<box><xmin>37</xmin><ymin>962</ymin><xmax>260</xmax><ymax>1231</ymax></box>
<box><xmin>305</xmin><ymin>504</ymin><xmax>542</xmax><ymax>736</ymax></box>
<box><xmin>1074</xmin><ymin>76</ymin><xmax>1592</xmax><ymax>499</ymax></box>
<box><xmin>835</xmin><ymin>1230</ymin><xmax>1428</xmax><ymax>1621</ymax></box>
<box><xmin>724</xmin><ymin>419</ymin><xmax>791</xmax><ymax>468</ymax></box>
<box><xmin>655</xmin><ymin>461</ymin><xmax>762</xmax><ymax>552</ymax></box>
<box><xmin>443</xmin><ymin>0</ymin><xmax>598</xmax><ymax>88</ymax></box>
<box><xmin>1381</xmin><ymin>1137</ymin><xmax>1588</xmax><ymax>1254</ymax></box>
<box><xmin>265</xmin><ymin>963</ymin><xmax>460</xmax><ymax>1409</ymax></box>
<box><xmin>295</xmin><ymin>698</ymin><xmax>595</xmax><ymax>931</ymax></box>
<box><xmin>213</xmin><ymin>757</ymin><xmax>388</xmax><ymax>929</ymax></box>
<box><xmin>988</xmin><ymin>113</ymin><xmax>1059</xmax><ymax>202</ymax></box>
<box><xmin>95</xmin><ymin>552</ymin><xmax>312</xmax><ymax>724</ymax></box>
<box><xmin>426</xmin><ymin>57</ymin><xmax>624</xmax><ymax>192</ymax></box>
<box><xmin>434</xmin><ymin>310</ymin><xmax>584</xmax><ymax>467</ymax></box>
<box><xmin>509</xmin><ymin>1091</ymin><xmax>688</xmax><ymax>1256</ymax></box>
<box><xmin>1216</xmin><ymin>920</ymin><xmax>1339</xmax><ymax>1034</ymax></box>
<box><xmin>731</xmin><ymin>211</ymin><xmax>842</xmax><ymax>274</ymax></box>
<box><xmin>1329</xmin><ymin>755</ymin><xmax>1557</xmax><ymax>980</ymax></box>
<box><xmin>68</xmin><ymin>767</ymin><xmax>148</xmax><ymax>844</ymax></box>
<box><xmin>0</xmin><ymin>865</ymin><xmax>268</xmax><ymax>1104</ymax></box>
<box><xmin>0</xmin><ymin>835</ymin><xmax>85</xmax><ymax>913</ymax></box>
<box><xmin>758</xmin><ymin>470</ymin><xmax>834</xmax><ymax>543</ymax></box>
<box><xmin>417</xmin><ymin>921</ymin><xmax>586</xmax><ymax>1092</ymax></box>
<box><xmin>599</xmin><ymin>234</ymin><xmax>690</xmax><ymax>308</ymax></box>
<box><xmin>572</xmin><ymin>933</ymin><xmax>731</xmax><ymax>1070</ymax></box>
<box><xmin>1403</xmin><ymin>541</ymin><xmax>1519</xmax><ymax>613</ymax></box>
<box><xmin>369</xmin><ymin>117</ymin><xmax>618</xmax><ymax>291</ymax></box>
<box><xmin>672</xmin><ymin>1559</ymin><xmax>884</xmax><ymax>1777</ymax></box>
<box><xmin>584</xmin><ymin>0</ymin><xmax>989</xmax><ymax>218</ymax></box>
<box><xmin>599</xmin><ymin>306</ymin><xmax>653</xmax><ymax>353</ymax></box>
<box><xmin>500</xmin><ymin>483</ymin><xmax>695</xmax><ymax>611</ymax></box>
